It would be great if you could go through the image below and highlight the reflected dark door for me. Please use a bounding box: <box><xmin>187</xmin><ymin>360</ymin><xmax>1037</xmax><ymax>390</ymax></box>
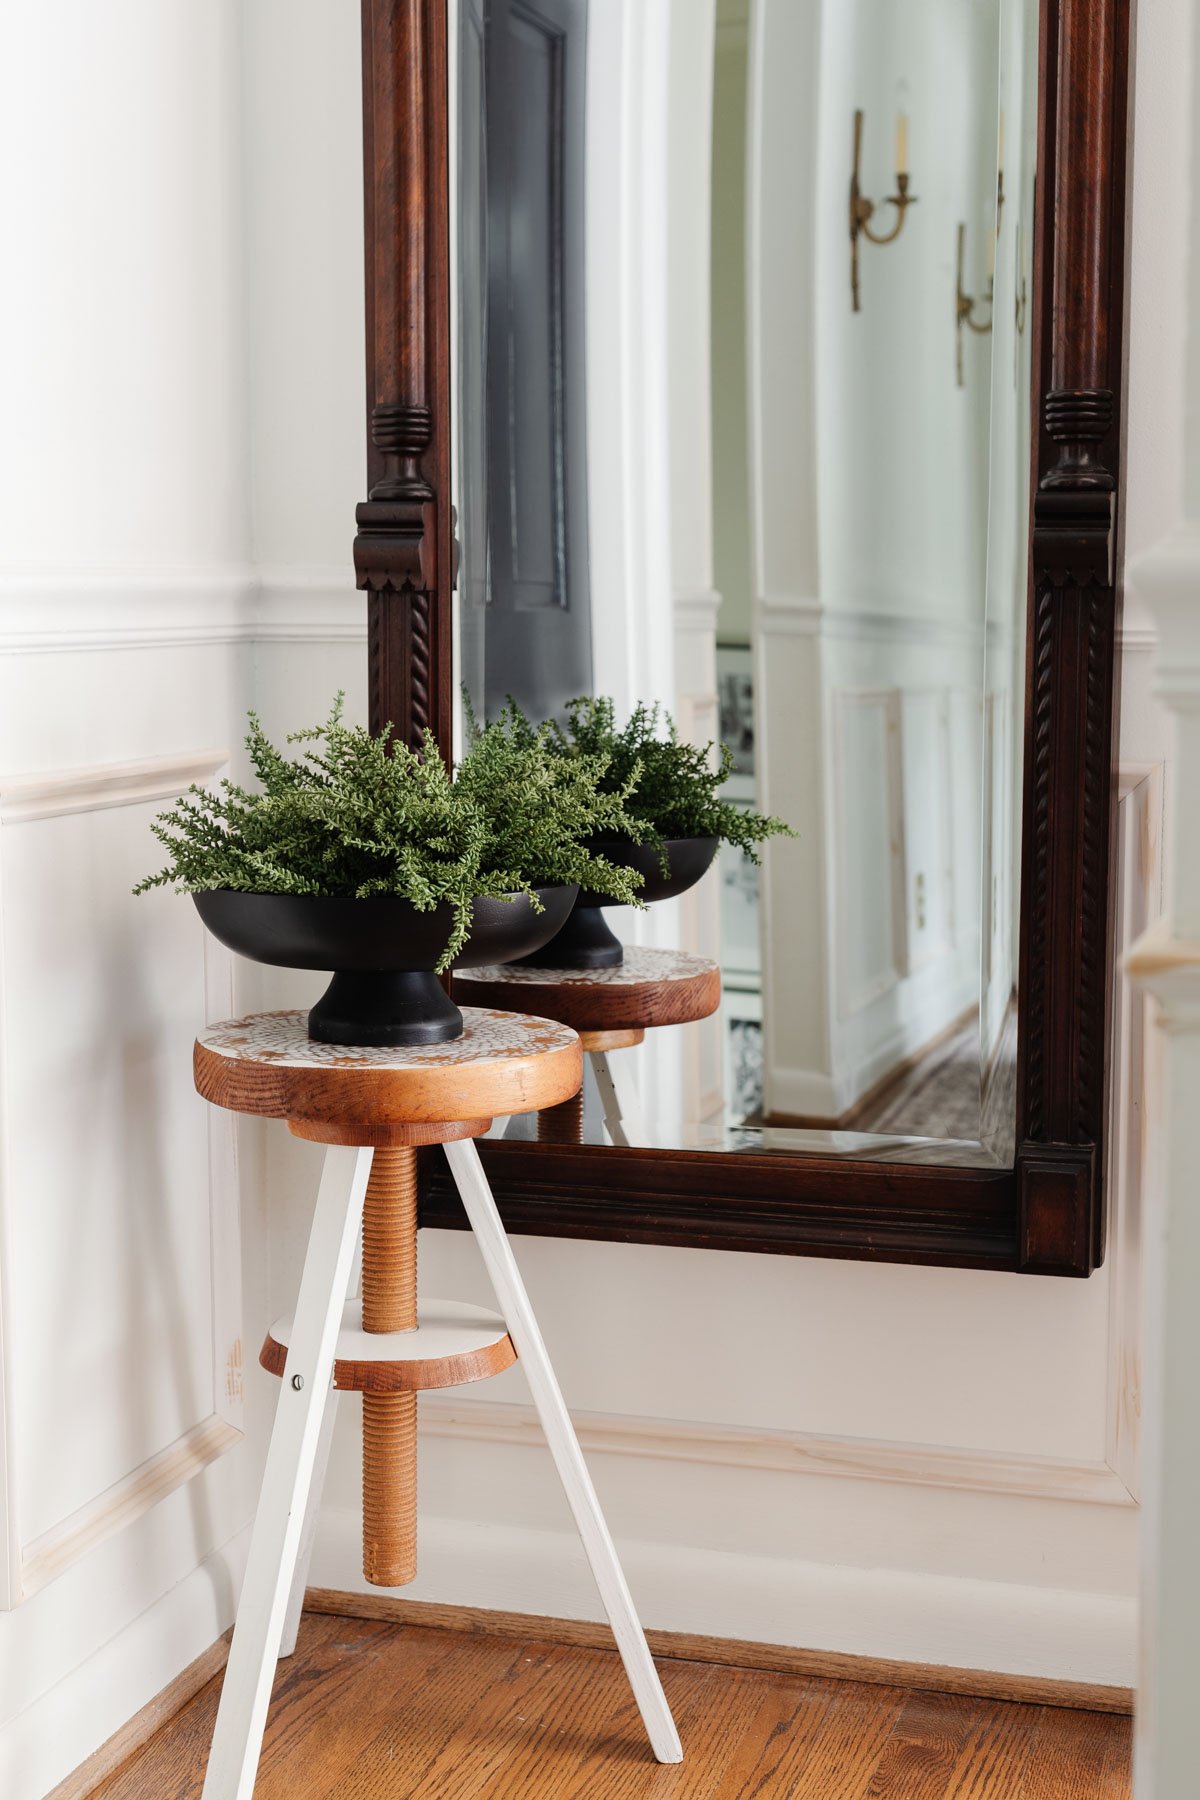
<box><xmin>457</xmin><ymin>0</ymin><xmax>591</xmax><ymax>724</ymax></box>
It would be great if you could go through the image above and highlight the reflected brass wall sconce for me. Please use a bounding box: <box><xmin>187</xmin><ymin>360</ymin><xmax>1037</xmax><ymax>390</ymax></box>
<box><xmin>849</xmin><ymin>108</ymin><xmax>917</xmax><ymax>312</ymax></box>
<box><xmin>956</xmin><ymin>221</ymin><xmax>993</xmax><ymax>386</ymax></box>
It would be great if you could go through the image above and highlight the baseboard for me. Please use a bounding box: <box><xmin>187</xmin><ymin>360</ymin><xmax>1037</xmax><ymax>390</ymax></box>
<box><xmin>44</xmin><ymin>1541</ymin><xmax>1133</xmax><ymax>1800</ymax></box>
<box><xmin>45</xmin><ymin>1637</ymin><xmax>230</xmax><ymax>1800</ymax></box>
<box><xmin>307</xmin><ymin>1508</ymin><xmax>1136</xmax><ymax>1695</ymax></box>
<box><xmin>305</xmin><ymin>1587</ymin><xmax>1132</xmax><ymax>1717</ymax></box>
<box><xmin>2</xmin><ymin>1524</ymin><xmax>248</xmax><ymax>1800</ymax></box>
<box><xmin>419</xmin><ymin>1394</ymin><xmax>1134</xmax><ymax>1507</ymax></box>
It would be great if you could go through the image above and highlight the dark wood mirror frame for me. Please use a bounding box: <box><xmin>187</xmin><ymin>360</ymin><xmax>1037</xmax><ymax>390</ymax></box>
<box><xmin>353</xmin><ymin>0</ymin><xmax>1131</xmax><ymax>1277</ymax></box>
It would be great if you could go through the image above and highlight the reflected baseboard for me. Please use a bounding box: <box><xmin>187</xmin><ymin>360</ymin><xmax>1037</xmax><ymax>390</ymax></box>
<box><xmin>762</xmin><ymin>1005</ymin><xmax>980</xmax><ymax>1138</ymax></box>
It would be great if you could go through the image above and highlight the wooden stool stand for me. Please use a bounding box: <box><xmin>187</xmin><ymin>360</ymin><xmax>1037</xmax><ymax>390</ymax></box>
<box><xmin>193</xmin><ymin>1008</ymin><xmax>682</xmax><ymax>1797</ymax></box>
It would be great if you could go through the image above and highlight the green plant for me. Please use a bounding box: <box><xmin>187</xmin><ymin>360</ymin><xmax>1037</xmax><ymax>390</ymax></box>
<box><xmin>457</xmin><ymin>697</ymin><xmax>647</xmax><ymax>903</ymax></box>
<box><xmin>540</xmin><ymin>695</ymin><xmax>795</xmax><ymax>866</ymax></box>
<box><xmin>135</xmin><ymin>696</ymin><xmax>645</xmax><ymax>970</ymax></box>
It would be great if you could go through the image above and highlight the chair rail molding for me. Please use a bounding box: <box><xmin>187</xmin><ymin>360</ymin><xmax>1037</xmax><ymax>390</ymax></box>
<box><xmin>0</xmin><ymin>568</ymin><xmax>367</xmax><ymax>656</ymax></box>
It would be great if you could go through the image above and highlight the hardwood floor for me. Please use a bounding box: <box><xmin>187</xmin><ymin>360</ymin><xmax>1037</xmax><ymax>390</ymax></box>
<box><xmin>86</xmin><ymin>1614</ymin><xmax>1132</xmax><ymax>1799</ymax></box>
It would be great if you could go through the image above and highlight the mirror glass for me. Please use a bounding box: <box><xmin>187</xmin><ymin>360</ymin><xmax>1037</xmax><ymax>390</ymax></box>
<box><xmin>451</xmin><ymin>0</ymin><xmax>1037</xmax><ymax>1166</ymax></box>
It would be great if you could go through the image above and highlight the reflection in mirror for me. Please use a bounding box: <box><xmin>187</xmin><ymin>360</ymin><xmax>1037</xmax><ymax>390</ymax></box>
<box><xmin>451</xmin><ymin>0</ymin><xmax>1037</xmax><ymax>1166</ymax></box>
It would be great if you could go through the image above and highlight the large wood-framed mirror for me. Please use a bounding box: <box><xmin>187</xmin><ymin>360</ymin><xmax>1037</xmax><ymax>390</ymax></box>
<box><xmin>354</xmin><ymin>0</ymin><xmax>1130</xmax><ymax>1277</ymax></box>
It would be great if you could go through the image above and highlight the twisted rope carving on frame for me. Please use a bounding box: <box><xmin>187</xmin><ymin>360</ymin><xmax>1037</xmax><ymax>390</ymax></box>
<box><xmin>408</xmin><ymin>585</ymin><xmax>432</xmax><ymax>746</ymax></box>
<box><xmin>1023</xmin><ymin>585</ymin><xmax>1056</xmax><ymax>1145</ymax></box>
<box><xmin>1074</xmin><ymin>594</ymin><xmax>1108</xmax><ymax>1143</ymax></box>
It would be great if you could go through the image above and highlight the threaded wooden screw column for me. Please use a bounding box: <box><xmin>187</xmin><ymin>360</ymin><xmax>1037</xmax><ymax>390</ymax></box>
<box><xmin>361</xmin><ymin>1146</ymin><xmax>419</xmax><ymax>1586</ymax></box>
<box><xmin>537</xmin><ymin>1085</ymin><xmax>585</xmax><ymax>1144</ymax></box>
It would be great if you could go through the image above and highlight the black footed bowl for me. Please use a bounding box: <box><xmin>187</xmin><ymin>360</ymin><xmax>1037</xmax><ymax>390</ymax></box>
<box><xmin>193</xmin><ymin>885</ymin><xmax>578</xmax><ymax>1048</ymax></box>
<box><xmin>516</xmin><ymin>835</ymin><xmax>718</xmax><ymax>971</ymax></box>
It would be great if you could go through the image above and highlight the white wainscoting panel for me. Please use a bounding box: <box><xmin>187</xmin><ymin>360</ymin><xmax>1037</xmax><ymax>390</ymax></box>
<box><xmin>832</xmin><ymin>689</ymin><xmax>905</xmax><ymax>1018</ymax></box>
<box><xmin>0</xmin><ymin>752</ymin><xmax>242</xmax><ymax>1607</ymax></box>
<box><xmin>900</xmin><ymin>689</ymin><xmax>956</xmax><ymax>973</ymax></box>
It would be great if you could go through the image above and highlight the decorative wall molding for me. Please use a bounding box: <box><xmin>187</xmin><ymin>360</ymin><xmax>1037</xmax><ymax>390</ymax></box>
<box><xmin>419</xmin><ymin>1393</ymin><xmax>1135</xmax><ymax>1507</ymax></box>
<box><xmin>0</xmin><ymin>751</ymin><xmax>243</xmax><ymax>1609</ymax></box>
<box><xmin>1103</xmin><ymin>764</ymin><xmax>1163</xmax><ymax>1503</ymax></box>
<box><xmin>0</xmin><ymin>568</ymin><xmax>367</xmax><ymax>654</ymax></box>
<box><xmin>673</xmin><ymin>586</ymin><xmax>723</xmax><ymax>635</ymax></box>
<box><xmin>20</xmin><ymin>1417</ymin><xmax>243</xmax><ymax>1600</ymax></box>
<box><xmin>0</xmin><ymin>750</ymin><xmax>228</xmax><ymax>824</ymax></box>
<box><xmin>755</xmin><ymin>592</ymin><xmax>1003</xmax><ymax>650</ymax></box>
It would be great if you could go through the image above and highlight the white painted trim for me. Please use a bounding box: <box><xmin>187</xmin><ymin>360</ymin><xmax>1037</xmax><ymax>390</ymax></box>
<box><xmin>0</xmin><ymin>567</ymin><xmax>365</xmax><ymax>654</ymax></box>
<box><xmin>0</xmin><ymin>839</ymin><xmax>15</xmax><ymax>1611</ymax></box>
<box><xmin>1104</xmin><ymin>764</ymin><xmax>1164</xmax><ymax>1504</ymax></box>
<box><xmin>0</xmin><ymin>751</ymin><xmax>244</xmax><ymax>1609</ymax></box>
<box><xmin>755</xmin><ymin>594</ymin><xmax>1006</xmax><ymax>649</ymax></box>
<box><xmin>0</xmin><ymin>1523</ymin><xmax>251</xmax><ymax>1800</ymax></box>
<box><xmin>0</xmin><ymin>750</ymin><xmax>228</xmax><ymax>823</ymax></box>
<box><xmin>830</xmin><ymin>688</ymin><xmax>906</xmax><ymax>1017</ymax></box>
<box><xmin>310</xmin><ymin>1508</ymin><xmax>1137</xmax><ymax>1686</ymax></box>
<box><xmin>418</xmin><ymin>1394</ymin><xmax>1135</xmax><ymax>1507</ymax></box>
<box><xmin>20</xmin><ymin>1418</ymin><xmax>244</xmax><ymax>1601</ymax></box>
<box><xmin>673</xmin><ymin>586</ymin><xmax>723</xmax><ymax>635</ymax></box>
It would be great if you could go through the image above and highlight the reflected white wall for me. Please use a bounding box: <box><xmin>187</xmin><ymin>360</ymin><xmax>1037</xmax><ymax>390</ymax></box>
<box><xmin>752</xmin><ymin>0</ymin><xmax>1002</xmax><ymax>1126</ymax></box>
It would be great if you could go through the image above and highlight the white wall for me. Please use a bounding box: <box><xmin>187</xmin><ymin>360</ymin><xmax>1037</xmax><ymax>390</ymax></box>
<box><xmin>0</xmin><ymin>7</ymin><xmax>265</xmax><ymax>1797</ymax></box>
<box><xmin>751</xmin><ymin>0</ymin><xmax>994</xmax><ymax>1122</ymax></box>
<box><xmin>0</xmin><ymin>1</ymin><xmax>1178</xmax><ymax>1791</ymax></box>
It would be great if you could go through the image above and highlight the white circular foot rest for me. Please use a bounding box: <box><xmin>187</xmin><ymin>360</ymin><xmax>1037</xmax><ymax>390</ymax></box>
<box><xmin>260</xmin><ymin>1298</ymin><xmax>515</xmax><ymax>1392</ymax></box>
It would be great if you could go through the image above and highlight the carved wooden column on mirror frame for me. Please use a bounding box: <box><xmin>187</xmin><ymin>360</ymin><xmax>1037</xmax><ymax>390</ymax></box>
<box><xmin>1019</xmin><ymin>0</ymin><xmax>1130</xmax><ymax>1274</ymax></box>
<box><xmin>354</xmin><ymin>0</ymin><xmax>454</xmax><ymax>762</ymax></box>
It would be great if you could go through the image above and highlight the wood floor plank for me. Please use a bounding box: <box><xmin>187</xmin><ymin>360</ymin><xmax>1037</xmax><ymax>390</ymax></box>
<box><xmin>486</xmin><ymin>1656</ymin><xmax>727</xmax><ymax>1799</ymax></box>
<box><xmin>323</xmin><ymin>1638</ymin><xmax>622</xmax><ymax>1798</ymax></box>
<box><xmin>862</xmin><ymin>1688</ymin><xmax>985</xmax><ymax>1797</ymax></box>
<box><xmin>1016</xmin><ymin>1703</ymin><xmax>1133</xmax><ymax>1800</ymax></box>
<box><xmin>261</xmin><ymin>1622</ymin><xmax>498</xmax><ymax>1799</ymax></box>
<box><xmin>716</xmin><ymin>1675</ymin><xmax>908</xmax><ymax>1799</ymax></box>
<box><xmin>81</xmin><ymin>1611</ymin><xmax>1134</xmax><ymax>1800</ymax></box>
<box><xmin>940</xmin><ymin>1699</ymin><xmax>1045</xmax><ymax>1798</ymax></box>
<box><xmin>88</xmin><ymin>1615</ymin><xmax>351</xmax><ymax>1800</ymax></box>
<box><xmin>1099</xmin><ymin>1724</ymin><xmax>1137</xmax><ymax>1797</ymax></box>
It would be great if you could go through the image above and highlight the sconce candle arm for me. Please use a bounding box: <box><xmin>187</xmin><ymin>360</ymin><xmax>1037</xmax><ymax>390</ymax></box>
<box><xmin>849</xmin><ymin>109</ymin><xmax>918</xmax><ymax>311</ymax></box>
<box><xmin>855</xmin><ymin>173</ymin><xmax>915</xmax><ymax>245</ymax></box>
<box><xmin>955</xmin><ymin>221</ymin><xmax>995</xmax><ymax>386</ymax></box>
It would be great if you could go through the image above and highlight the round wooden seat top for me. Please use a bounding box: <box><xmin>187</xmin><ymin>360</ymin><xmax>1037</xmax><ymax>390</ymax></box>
<box><xmin>452</xmin><ymin>945</ymin><xmax>721</xmax><ymax>1036</ymax></box>
<box><xmin>194</xmin><ymin>1007</ymin><xmax>581</xmax><ymax>1145</ymax></box>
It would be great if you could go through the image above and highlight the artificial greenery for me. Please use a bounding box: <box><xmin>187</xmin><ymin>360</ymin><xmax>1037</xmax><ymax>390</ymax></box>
<box><xmin>532</xmin><ymin>695</ymin><xmax>795</xmax><ymax>866</ymax></box>
<box><xmin>457</xmin><ymin>697</ymin><xmax>647</xmax><ymax>904</ymax></box>
<box><xmin>135</xmin><ymin>696</ymin><xmax>645</xmax><ymax>970</ymax></box>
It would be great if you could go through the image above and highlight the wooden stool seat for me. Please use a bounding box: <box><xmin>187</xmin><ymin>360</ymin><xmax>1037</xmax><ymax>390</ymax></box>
<box><xmin>195</xmin><ymin>1005</ymin><xmax>582</xmax><ymax>1142</ymax></box>
<box><xmin>261</xmin><ymin>1298</ymin><xmax>516</xmax><ymax>1392</ymax></box>
<box><xmin>454</xmin><ymin>945</ymin><xmax>721</xmax><ymax>1046</ymax></box>
<box><xmin>455</xmin><ymin>947</ymin><xmax>720</xmax><ymax>1141</ymax></box>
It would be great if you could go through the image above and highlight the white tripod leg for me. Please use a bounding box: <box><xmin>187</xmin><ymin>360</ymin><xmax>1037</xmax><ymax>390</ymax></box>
<box><xmin>203</xmin><ymin>1145</ymin><xmax>372</xmax><ymax>1800</ymax></box>
<box><xmin>590</xmin><ymin>1048</ymin><xmax>645</xmax><ymax>1146</ymax></box>
<box><xmin>278</xmin><ymin>1213</ymin><xmax>365</xmax><ymax>1658</ymax></box>
<box><xmin>443</xmin><ymin>1138</ymin><xmax>682</xmax><ymax>1764</ymax></box>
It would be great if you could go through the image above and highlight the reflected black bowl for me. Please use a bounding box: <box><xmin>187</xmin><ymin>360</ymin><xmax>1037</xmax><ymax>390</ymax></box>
<box><xmin>193</xmin><ymin>885</ymin><xmax>578</xmax><ymax>1046</ymax></box>
<box><xmin>517</xmin><ymin>835</ymin><xmax>719</xmax><ymax>970</ymax></box>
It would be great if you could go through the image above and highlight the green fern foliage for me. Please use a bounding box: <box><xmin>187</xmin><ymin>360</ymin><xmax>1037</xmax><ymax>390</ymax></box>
<box><xmin>536</xmin><ymin>695</ymin><xmax>795</xmax><ymax>866</ymax></box>
<box><xmin>135</xmin><ymin>696</ymin><xmax>646</xmax><ymax>970</ymax></box>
